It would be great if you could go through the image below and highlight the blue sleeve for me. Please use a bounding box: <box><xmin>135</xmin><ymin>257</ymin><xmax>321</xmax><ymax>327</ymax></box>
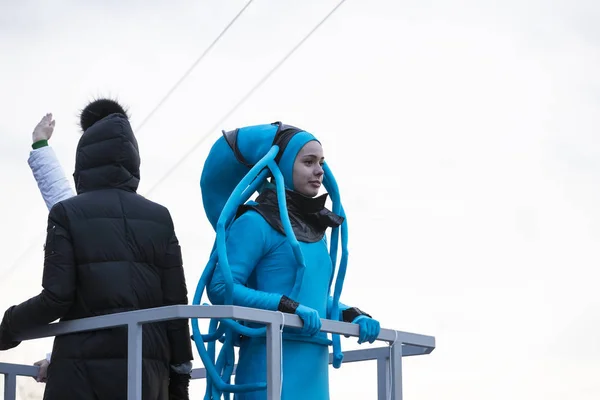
<box><xmin>207</xmin><ymin>212</ymin><xmax>283</xmax><ymax>311</ymax></box>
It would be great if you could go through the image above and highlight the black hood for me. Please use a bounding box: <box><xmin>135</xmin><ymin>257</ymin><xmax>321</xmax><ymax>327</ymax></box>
<box><xmin>73</xmin><ymin>113</ymin><xmax>140</xmax><ymax>194</ymax></box>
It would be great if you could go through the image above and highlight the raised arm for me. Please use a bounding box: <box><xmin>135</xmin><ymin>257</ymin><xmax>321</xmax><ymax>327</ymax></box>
<box><xmin>28</xmin><ymin>113</ymin><xmax>75</xmax><ymax>210</ymax></box>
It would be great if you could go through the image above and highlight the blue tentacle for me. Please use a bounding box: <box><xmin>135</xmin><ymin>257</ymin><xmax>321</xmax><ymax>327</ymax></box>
<box><xmin>209</xmin><ymin>339</ymin><xmax>224</xmax><ymax>400</ymax></box>
<box><xmin>268</xmin><ymin>161</ymin><xmax>307</xmax><ymax>299</ymax></box>
<box><xmin>212</xmin><ymin>339</ymin><xmax>228</xmax><ymax>399</ymax></box>
<box><xmin>322</xmin><ymin>163</ymin><xmax>348</xmax><ymax>369</ymax></box>
<box><xmin>201</xmin><ymin>318</ymin><xmax>226</xmax><ymax>342</ymax></box>
<box><xmin>331</xmin><ymin>206</ymin><xmax>349</xmax><ymax>368</ymax></box>
<box><xmin>203</xmin><ymin>318</ymin><xmax>220</xmax><ymax>399</ymax></box>
<box><xmin>323</xmin><ymin>164</ymin><xmax>341</xmax><ymax>297</ymax></box>
<box><xmin>224</xmin><ymin>168</ymin><xmax>272</xmax><ymax>232</ymax></box>
<box><xmin>216</xmin><ymin>146</ymin><xmax>280</xmax><ymax>305</ymax></box>
<box><xmin>222</xmin><ymin>333</ymin><xmax>236</xmax><ymax>395</ymax></box>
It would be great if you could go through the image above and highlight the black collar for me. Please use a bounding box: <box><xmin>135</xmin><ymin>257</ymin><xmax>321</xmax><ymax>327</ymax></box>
<box><xmin>237</xmin><ymin>188</ymin><xmax>344</xmax><ymax>243</ymax></box>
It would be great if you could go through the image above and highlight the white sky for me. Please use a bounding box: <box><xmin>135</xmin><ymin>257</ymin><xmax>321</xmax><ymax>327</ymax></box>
<box><xmin>1</xmin><ymin>0</ymin><xmax>599</xmax><ymax>399</ymax></box>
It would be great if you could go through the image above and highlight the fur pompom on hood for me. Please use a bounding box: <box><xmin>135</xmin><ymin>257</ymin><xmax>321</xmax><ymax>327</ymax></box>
<box><xmin>79</xmin><ymin>98</ymin><xmax>129</xmax><ymax>132</ymax></box>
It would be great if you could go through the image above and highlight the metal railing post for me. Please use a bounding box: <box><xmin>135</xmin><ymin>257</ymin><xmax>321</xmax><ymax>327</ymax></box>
<box><xmin>127</xmin><ymin>322</ymin><xmax>143</xmax><ymax>400</ymax></box>
<box><xmin>266</xmin><ymin>322</ymin><xmax>282</xmax><ymax>400</ymax></box>
<box><xmin>376</xmin><ymin>354</ymin><xmax>389</xmax><ymax>400</ymax></box>
<box><xmin>3</xmin><ymin>373</ymin><xmax>17</xmax><ymax>400</ymax></box>
<box><xmin>390</xmin><ymin>342</ymin><xmax>403</xmax><ymax>400</ymax></box>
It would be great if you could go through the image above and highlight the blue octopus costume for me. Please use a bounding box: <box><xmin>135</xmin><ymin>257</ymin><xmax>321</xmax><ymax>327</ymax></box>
<box><xmin>192</xmin><ymin>122</ymin><xmax>380</xmax><ymax>399</ymax></box>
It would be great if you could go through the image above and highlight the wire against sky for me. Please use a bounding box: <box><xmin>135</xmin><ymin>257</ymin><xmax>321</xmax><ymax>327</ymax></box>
<box><xmin>134</xmin><ymin>0</ymin><xmax>255</xmax><ymax>133</ymax></box>
<box><xmin>144</xmin><ymin>0</ymin><xmax>349</xmax><ymax>197</ymax></box>
<box><xmin>0</xmin><ymin>1</ymin><xmax>255</xmax><ymax>285</ymax></box>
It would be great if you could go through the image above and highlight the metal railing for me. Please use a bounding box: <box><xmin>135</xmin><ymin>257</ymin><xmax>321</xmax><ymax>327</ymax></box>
<box><xmin>0</xmin><ymin>305</ymin><xmax>435</xmax><ymax>400</ymax></box>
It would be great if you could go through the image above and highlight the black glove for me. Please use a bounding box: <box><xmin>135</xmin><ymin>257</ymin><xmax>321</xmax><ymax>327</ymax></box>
<box><xmin>169</xmin><ymin>370</ymin><xmax>190</xmax><ymax>400</ymax></box>
<box><xmin>0</xmin><ymin>307</ymin><xmax>21</xmax><ymax>351</ymax></box>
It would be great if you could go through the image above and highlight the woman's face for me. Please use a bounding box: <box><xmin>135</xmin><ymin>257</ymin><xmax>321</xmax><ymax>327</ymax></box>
<box><xmin>292</xmin><ymin>141</ymin><xmax>325</xmax><ymax>197</ymax></box>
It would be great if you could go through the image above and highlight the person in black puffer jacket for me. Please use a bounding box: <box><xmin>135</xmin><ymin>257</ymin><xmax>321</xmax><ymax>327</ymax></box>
<box><xmin>0</xmin><ymin>99</ymin><xmax>194</xmax><ymax>400</ymax></box>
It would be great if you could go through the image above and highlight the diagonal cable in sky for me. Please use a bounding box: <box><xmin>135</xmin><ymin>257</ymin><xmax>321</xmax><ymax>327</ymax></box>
<box><xmin>135</xmin><ymin>0</ymin><xmax>255</xmax><ymax>133</ymax></box>
<box><xmin>144</xmin><ymin>0</ymin><xmax>349</xmax><ymax>197</ymax></box>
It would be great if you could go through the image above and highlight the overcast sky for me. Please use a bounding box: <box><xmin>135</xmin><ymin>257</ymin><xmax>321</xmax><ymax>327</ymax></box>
<box><xmin>1</xmin><ymin>0</ymin><xmax>599</xmax><ymax>399</ymax></box>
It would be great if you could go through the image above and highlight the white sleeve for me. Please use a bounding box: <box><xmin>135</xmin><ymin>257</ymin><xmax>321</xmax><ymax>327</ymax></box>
<box><xmin>28</xmin><ymin>146</ymin><xmax>76</xmax><ymax>210</ymax></box>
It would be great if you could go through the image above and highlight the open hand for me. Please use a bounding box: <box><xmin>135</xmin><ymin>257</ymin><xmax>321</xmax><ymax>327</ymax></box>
<box><xmin>32</xmin><ymin>113</ymin><xmax>55</xmax><ymax>143</ymax></box>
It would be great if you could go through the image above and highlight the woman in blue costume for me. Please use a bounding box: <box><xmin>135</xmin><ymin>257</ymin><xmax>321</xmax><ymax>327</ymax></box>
<box><xmin>203</xmin><ymin>123</ymin><xmax>381</xmax><ymax>400</ymax></box>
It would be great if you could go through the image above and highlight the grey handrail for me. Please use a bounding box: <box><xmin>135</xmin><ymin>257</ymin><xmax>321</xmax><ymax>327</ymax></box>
<box><xmin>1</xmin><ymin>305</ymin><xmax>435</xmax><ymax>400</ymax></box>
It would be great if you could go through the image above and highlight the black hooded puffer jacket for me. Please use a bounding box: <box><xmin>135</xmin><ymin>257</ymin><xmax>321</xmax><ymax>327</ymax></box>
<box><xmin>5</xmin><ymin>112</ymin><xmax>193</xmax><ymax>399</ymax></box>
